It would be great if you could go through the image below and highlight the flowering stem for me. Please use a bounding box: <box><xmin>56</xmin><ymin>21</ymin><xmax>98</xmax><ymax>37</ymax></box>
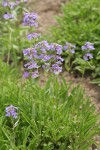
<box><xmin>11</xmin><ymin>118</ymin><xmax>15</xmax><ymax>146</ymax></box>
<box><xmin>7</xmin><ymin>26</ymin><xmax>12</xmax><ymax>64</ymax></box>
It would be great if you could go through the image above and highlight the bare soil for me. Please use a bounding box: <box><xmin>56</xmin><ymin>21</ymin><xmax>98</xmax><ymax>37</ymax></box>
<box><xmin>27</xmin><ymin>0</ymin><xmax>100</xmax><ymax>149</ymax></box>
<box><xmin>27</xmin><ymin>0</ymin><xmax>67</xmax><ymax>33</ymax></box>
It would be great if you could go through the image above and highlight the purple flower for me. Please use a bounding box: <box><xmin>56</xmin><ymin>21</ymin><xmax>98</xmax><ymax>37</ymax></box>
<box><xmin>23</xmin><ymin>48</ymin><xmax>38</xmax><ymax>59</ymax></box>
<box><xmin>63</xmin><ymin>42</ymin><xmax>76</xmax><ymax>54</ymax></box>
<box><xmin>23</xmin><ymin>48</ymin><xmax>30</xmax><ymax>56</ymax></box>
<box><xmin>70</xmin><ymin>49</ymin><xmax>75</xmax><ymax>54</ymax></box>
<box><xmin>24</xmin><ymin>61</ymin><xmax>39</xmax><ymax>69</ymax></box>
<box><xmin>82</xmin><ymin>42</ymin><xmax>95</xmax><ymax>50</ymax></box>
<box><xmin>9</xmin><ymin>2</ymin><xmax>17</xmax><ymax>9</ymax></box>
<box><xmin>49</xmin><ymin>43</ymin><xmax>55</xmax><ymax>50</ymax></box>
<box><xmin>51</xmin><ymin>64</ymin><xmax>62</xmax><ymax>74</ymax></box>
<box><xmin>23</xmin><ymin>12</ymin><xmax>38</xmax><ymax>27</ymax></box>
<box><xmin>27</xmin><ymin>33</ymin><xmax>41</xmax><ymax>40</ymax></box>
<box><xmin>3</xmin><ymin>13</ymin><xmax>14</xmax><ymax>19</ymax></box>
<box><xmin>50</xmin><ymin>43</ymin><xmax>62</xmax><ymax>55</ymax></box>
<box><xmin>37</xmin><ymin>54</ymin><xmax>44</xmax><ymax>59</ymax></box>
<box><xmin>2</xmin><ymin>1</ymin><xmax>8</xmax><ymax>7</ymax></box>
<box><xmin>6</xmin><ymin>105</ymin><xmax>18</xmax><ymax>119</ymax></box>
<box><xmin>41</xmin><ymin>41</ymin><xmax>50</xmax><ymax>51</ymax></box>
<box><xmin>31</xmin><ymin>70</ymin><xmax>39</xmax><ymax>78</ymax></box>
<box><xmin>43</xmin><ymin>55</ymin><xmax>53</xmax><ymax>61</ymax></box>
<box><xmin>23</xmin><ymin>71</ymin><xmax>29</xmax><ymax>78</ymax></box>
<box><xmin>63</xmin><ymin>45</ymin><xmax>68</xmax><ymax>50</ymax></box>
<box><xmin>55</xmin><ymin>44</ymin><xmax>62</xmax><ymax>55</ymax></box>
<box><xmin>34</xmin><ymin>41</ymin><xmax>50</xmax><ymax>53</ymax></box>
<box><xmin>83</xmin><ymin>53</ymin><xmax>93</xmax><ymax>61</ymax></box>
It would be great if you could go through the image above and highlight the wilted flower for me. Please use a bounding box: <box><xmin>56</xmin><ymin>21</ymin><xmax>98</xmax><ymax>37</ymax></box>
<box><xmin>6</xmin><ymin>105</ymin><xmax>18</xmax><ymax>119</ymax></box>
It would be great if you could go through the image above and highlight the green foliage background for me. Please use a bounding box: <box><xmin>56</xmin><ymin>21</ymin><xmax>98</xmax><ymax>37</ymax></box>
<box><xmin>50</xmin><ymin>0</ymin><xmax>100</xmax><ymax>78</ymax></box>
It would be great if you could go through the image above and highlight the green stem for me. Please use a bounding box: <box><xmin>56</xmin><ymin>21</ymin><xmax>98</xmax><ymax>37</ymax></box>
<box><xmin>7</xmin><ymin>27</ymin><xmax>12</xmax><ymax>64</ymax></box>
<box><xmin>11</xmin><ymin>118</ymin><xmax>15</xmax><ymax>147</ymax></box>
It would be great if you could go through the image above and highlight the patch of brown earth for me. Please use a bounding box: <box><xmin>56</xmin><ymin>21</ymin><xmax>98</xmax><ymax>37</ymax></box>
<box><xmin>27</xmin><ymin>0</ymin><xmax>67</xmax><ymax>33</ymax></box>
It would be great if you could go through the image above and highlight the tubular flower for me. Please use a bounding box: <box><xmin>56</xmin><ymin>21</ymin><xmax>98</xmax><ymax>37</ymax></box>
<box><xmin>6</xmin><ymin>105</ymin><xmax>18</xmax><ymax>119</ymax></box>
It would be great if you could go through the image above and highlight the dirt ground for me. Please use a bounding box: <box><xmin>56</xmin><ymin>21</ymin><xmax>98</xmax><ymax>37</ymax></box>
<box><xmin>27</xmin><ymin>0</ymin><xmax>67</xmax><ymax>33</ymax></box>
<box><xmin>27</xmin><ymin>0</ymin><xmax>100</xmax><ymax>149</ymax></box>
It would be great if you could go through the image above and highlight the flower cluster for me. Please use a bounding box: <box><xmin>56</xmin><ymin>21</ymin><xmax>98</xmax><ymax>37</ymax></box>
<box><xmin>82</xmin><ymin>42</ymin><xmax>95</xmax><ymax>51</ymax></box>
<box><xmin>23</xmin><ymin>12</ymin><xmax>38</xmax><ymax>27</ymax></box>
<box><xmin>23</xmin><ymin>41</ymin><xmax>65</xmax><ymax>78</ymax></box>
<box><xmin>2</xmin><ymin>0</ymin><xmax>27</xmax><ymax>19</ymax></box>
<box><xmin>2</xmin><ymin>0</ymin><xmax>27</xmax><ymax>8</ymax></box>
<box><xmin>21</xmin><ymin>9</ymin><xmax>95</xmax><ymax>78</ymax></box>
<box><xmin>82</xmin><ymin>42</ymin><xmax>95</xmax><ymax>60</ymax></box>
<box><xmin>5</xmin><ymin>105</ymin><xmax>18</xmax><ymax>119</ymax></box>
<box><xmin>2</xmin><ymin>1</ymin><xmax>17</xmax><ymax>9</ymax></box>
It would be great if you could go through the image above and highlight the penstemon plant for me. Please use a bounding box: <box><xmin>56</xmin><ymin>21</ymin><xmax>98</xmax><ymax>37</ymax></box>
<box><xmin>21</xmin><ymin>10</ymin><xmax>96</xmax><ymax>79</ymax></box>
<box><xmin>5</xmin><ymin>105</ymin><xmax>19</xmax><ymax>145</ymax></box>
<box><xmin>0</xmin><ymin>1</ymin><xmax>99</xmax><ymax>150</ymax></box>
<box><xmin>0</xmin><ymin>0</ymin><xmax>29</xmax><ymax>65</ymax></box>
<box><xmin>73</xmin><ymin>42</ymin><xmax>96</xmax><ymax>77</ymax></box>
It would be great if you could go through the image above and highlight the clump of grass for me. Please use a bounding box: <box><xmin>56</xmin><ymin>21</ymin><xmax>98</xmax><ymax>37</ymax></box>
<box><xmin>0</xmin><ymin>76</ymin><xmax>99</xmax><ymax>149</ymax></box>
